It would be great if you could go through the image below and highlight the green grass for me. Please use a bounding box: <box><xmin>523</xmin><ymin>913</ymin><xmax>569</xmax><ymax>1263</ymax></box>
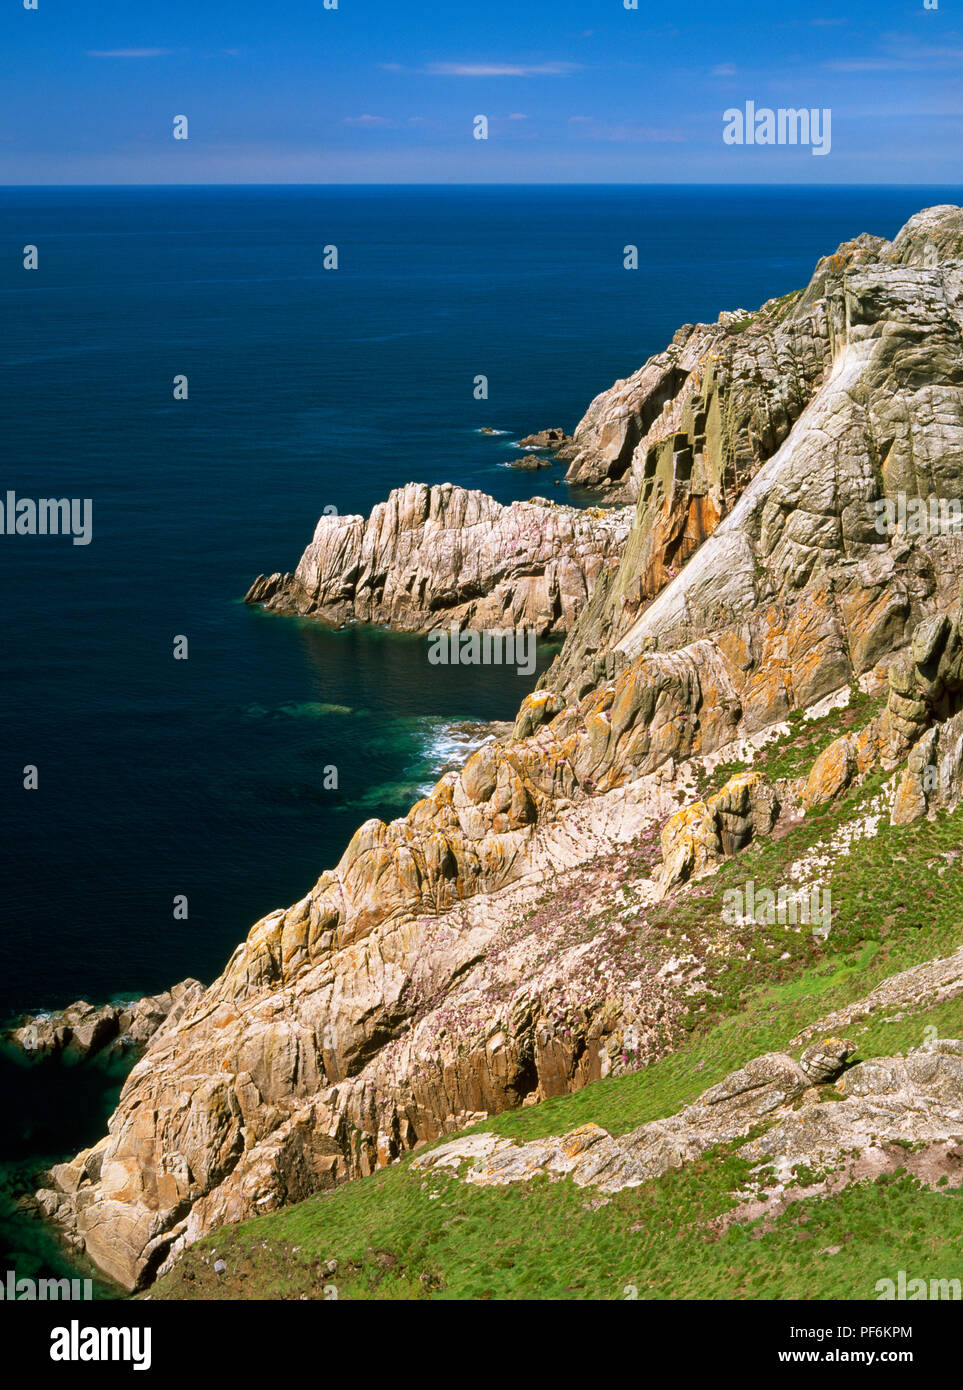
<box><xmin>148</xmin><ymin>1156</ymin><xmax>963</xmax><ymax>1301</ymax></box>
<box><xmin>722</xmin><ymin>289</ymin><xmax>803</xmax><ymax>338</ymax></box>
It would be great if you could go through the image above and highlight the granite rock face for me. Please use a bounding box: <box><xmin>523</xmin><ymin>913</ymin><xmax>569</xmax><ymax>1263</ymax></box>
<box><xmin>801</xmin><ymin>596</ymin><xmax>963</xmax><ymax>815</ymax></box>
<box><xmin>656</xmin><ymin>769</ymin><xmax>779</xmax><ymax>895</ymax></box>
<box><xmin>421</xmin><ymin>943</ymin><xmax>963</xmax><ymax>1194</ymax></box>
<box><xmin>39</xmin><ymin>776</ymin><xmax>686</xmax><ymax>1289</ymax></box>
<box><xmin>245</xmin><ymin>483</ymin><xmax>632</xmax><ymax>638</ymax></box>
<box><xmin>46</xmin><ymin>205</ymin><xmax>963</xmax><ymax>1291</ymax></box>
<box><xmin>543</xmin><ymin>207</ymin><xmax>963</xmax><ymax>701</ymax></box>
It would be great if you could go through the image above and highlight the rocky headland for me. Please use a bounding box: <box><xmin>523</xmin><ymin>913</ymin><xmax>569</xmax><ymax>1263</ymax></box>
<box><xmin>41</xmin><ymin>205</ymin><xmax>963</xmax><ymax>1292</ymax></box>
<box><xmin>245</xmin><ymin>483</ymin><xmax>631</xmax><ymax>636</ymax></box>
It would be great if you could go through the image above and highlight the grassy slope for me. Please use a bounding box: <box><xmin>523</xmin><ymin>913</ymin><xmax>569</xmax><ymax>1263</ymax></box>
<box><xmin>148</xmin><ymin>700</ymin><xmax>963</xmax><ymax>1301</ymax></box>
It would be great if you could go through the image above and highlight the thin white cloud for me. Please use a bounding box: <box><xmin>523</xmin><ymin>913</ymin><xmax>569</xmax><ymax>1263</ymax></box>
<box><xmin>426</xmin><ymin>61</ymin><xmax>579</xmax><ymax>77</ymax></box>
<box><xmin>826</xmin><ymin>58</ymin><xmax>902</xmax><ymax>71</ymax></box>
<box><xmin>568</xmin><ymin>116</ymin><xmax>685</xmax><ymax>143</ymax></box>
<box><xmin>342</xmin><ymin>114</ymin><xmax>394</xmax><ymax>126</ymax></box>
<box><xmin>826</xmin><ymin>44</ymin><xmax>963</xmax><ymax>72</ymax></box>
<box><xmin>86</xmin><ymin>48</ymin><xmax>172</xmax><ymax>58</ymax></box>
<box><xmin>710</xmin><ymin>63</ymin><xmax>737</xmax><ymax>77</ymax></box>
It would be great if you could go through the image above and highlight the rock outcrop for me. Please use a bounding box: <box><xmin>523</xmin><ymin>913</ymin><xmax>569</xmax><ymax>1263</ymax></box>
<box><xmin>801</xmin><ymin>596</ymin><xmax>963</xmax><ymax>815</ymax></box>
<box><xmin>542</xmin><ymin>208</ymin><xmax>963</xmax><ymax>700</ymax></box>
<box><xmin>517</xmin><ymin>427</ymin><xmax>578</xmax><ymax>459</ymax></box>
<box><xmin>656</xmin><ymin>769</ymin><xmax>779</xmax><ymax>895</ymax></box>
<box><xmin>245</xmin><ymin>483</ymin><xmax>631</xmax><ymax>637</ymax></box>
<box><xmin>44</xmin><ymin>205</ymin><xmax>963</xmax><ymax>1292</ymax></box>
<box><xmin>413</xmin><ymin>1034</ymin><xmax>963</xmax><ymax>1199</ymax></box>
<box><xmin>413</xmin><ymin>1038</ymin><xmax>856</xmax><ymax>1191</ymax></box>
<box><xmin>5</xmin><ymin>981</ymin><xmax>203</xmax><ymax>1063</ymax></box>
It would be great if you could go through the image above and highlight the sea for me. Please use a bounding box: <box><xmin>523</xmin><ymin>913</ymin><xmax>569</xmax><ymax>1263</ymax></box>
<box><xmin>1</xmin><ymin>183</ymin><xmax>959</xmax><ymax>1285</ymax></box>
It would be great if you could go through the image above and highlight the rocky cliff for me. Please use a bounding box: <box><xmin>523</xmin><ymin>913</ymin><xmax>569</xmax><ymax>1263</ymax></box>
<box><xmin>542</xmin><ymin>206</ymin><xmax>963</xmax><ymax>699</ymax></box>
<box><xmin>43</xmin><ymin>205</ymin><xmax>963</xmax><ymax>1292</ymax></box>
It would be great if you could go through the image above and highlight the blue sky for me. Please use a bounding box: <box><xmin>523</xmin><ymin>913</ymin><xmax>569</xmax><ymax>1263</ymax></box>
<box><xmin>1</xmin><ymin>0</ymin><xmax>959</xmax><ymax>183</ymax></box>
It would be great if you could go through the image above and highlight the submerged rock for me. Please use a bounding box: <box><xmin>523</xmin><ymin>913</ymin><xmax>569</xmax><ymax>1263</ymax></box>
<box><xmin>504</xmin><ymin>454</ymin><xmax>553</xmax><ymax>471</ymax></box>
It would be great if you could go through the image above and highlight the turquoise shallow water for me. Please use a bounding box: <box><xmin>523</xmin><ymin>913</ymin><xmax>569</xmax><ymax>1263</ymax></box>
<box><xmin>2</xmin><ymin>183</ymin><xmax>960</xmax><ymax>1279</ymax></box>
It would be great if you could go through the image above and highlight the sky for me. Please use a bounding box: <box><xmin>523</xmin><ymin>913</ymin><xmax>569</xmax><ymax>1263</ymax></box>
<box><xmin>0</xmin><ymin>0</ymin><xmax>960</xmax><ymax>184</ymax></box>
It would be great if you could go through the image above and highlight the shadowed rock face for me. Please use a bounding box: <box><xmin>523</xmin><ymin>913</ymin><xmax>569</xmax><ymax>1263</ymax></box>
<box><xmin>44</xmin><ymin>205</ymin><xmax>963</xmax><ymax>1292</ymax></box>
<box><xmin>245</xmin><ymin>483</ymin><xmax>632</xmax><ymax>638</ymax></box>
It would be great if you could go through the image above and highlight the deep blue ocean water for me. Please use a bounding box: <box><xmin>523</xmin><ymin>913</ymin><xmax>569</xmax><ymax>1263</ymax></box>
<box><xmin>2</xmin><ymin>183</ymin><xmax>960</xmax><ymax>1278</ymax></box>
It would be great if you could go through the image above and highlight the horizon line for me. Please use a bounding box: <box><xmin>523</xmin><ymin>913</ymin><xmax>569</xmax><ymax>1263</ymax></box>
<box><xmin>2</xmin><ymin>180</ymin><xmax>962</xmax><ymax>190</ymax></box>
